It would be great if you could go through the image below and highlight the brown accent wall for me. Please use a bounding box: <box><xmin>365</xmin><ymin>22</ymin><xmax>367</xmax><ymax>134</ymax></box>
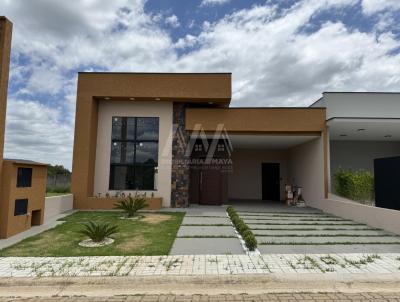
<box><xmin>186</xmin><ymin>108</ymin><xmax>326</xmax><ymax>133</ymax></box>
<box><xmin>0</xmin><ymin>17</ymin><xmax>12</xmax><ymax>179</ymax></box>
<box><xmin>0</xmin><ymin>161</ymin><xmax>47</xmax><ymax>238</ymax></box>
<box><xmin>72</xmin><ymin>73</ymin><xmax>231</xmax><ymax>209</ymax></box>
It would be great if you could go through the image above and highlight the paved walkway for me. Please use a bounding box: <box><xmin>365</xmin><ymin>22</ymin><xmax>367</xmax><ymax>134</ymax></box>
<box><xmin>170</xmin><ymin>206</ymin><xmax>245</xmax><ymax>255</ymax></box>
<box><xmin>170</xmin><ymin>202</ymin><xmax>400</xmax><ymax>255</ymax></box>
<box><xmin>2</xmin><ymin>292</ymin><xmax>400</xmax><ymax>302</ymax></box>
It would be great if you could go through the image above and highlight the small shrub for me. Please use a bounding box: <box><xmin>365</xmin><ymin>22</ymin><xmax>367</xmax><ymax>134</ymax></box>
<box><xmin>79</xmin><ymin>221</ymin><xmax>118</xmax><ymax>242</ymax></box>
<box><xmin>243</xmin><ymin>233</ymin><xmax>257</xmax><ymax>251</ymax></box>
<box><xmin>114</xmin><ymin>196</ymin><xmax>148</xmax><ymax>217</ymax></box>
<box><xmin>237</xmin><ymin>221</ymin><xmax>249</xmax><ymax>233</ymax></box>
<box><xmin>226</xmin><ymin>206</ymin><xmax>258</xmax><ymax>251</ymax></box>
<box><xmin>334</xmin><ymin>168</ymin><xmax>374</xmax><ymax>202</ymax></box>
<box><xmin>242</xmin><ymin>229</ymin><xmax>253</xmax><ymax>238</ymax></box>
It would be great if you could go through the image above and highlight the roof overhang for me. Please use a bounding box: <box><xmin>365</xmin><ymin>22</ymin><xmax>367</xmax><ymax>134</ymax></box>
<box><xmin>185</xmin><ymin>108</ymin><xmax>326</xmax><ymax>133</ymax></box>
<box><xmin>77</xmin><ymin>72</ymin><xmax>231</xmax><ymax>105</ymax></box>
<box><xmin>327</xmin><ymin>117</ymin><xmax>400</xmax><ymax>141</ymax></box>
<box><xmin>227</xmin><ymin>134</ymin><xmax>319</xmax><ymax>149</ymax></box>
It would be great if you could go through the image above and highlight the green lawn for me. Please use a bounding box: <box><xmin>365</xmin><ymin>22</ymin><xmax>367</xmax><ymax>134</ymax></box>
<box><xmin>0</xmin><ymin>211</ymin><xmax>184</xmax><ymax>257</ymax></box>
<box><xmin>46</xmin><ymin>192</ymin><xmax>71</xmax><ymax>197</ymax></box>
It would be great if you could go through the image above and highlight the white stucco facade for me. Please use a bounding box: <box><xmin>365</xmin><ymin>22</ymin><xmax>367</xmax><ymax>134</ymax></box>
<box><xmin>312</xmin><ymin>92</ymin><xmax>400</xmax><ymax>120</ymax></box>
<box><xmin>228</xmin><ymin>149</ymin><xmax>289</xmax><ymax>200</ymax></box>
<box><xmin>93</xmin><ymin>100</ymin><xmax>173</xmax><ymax>207</ymax></box>
<box><xmin>227</xmin><ymin>136</ymin><xmax>325</xmax><ymax>204</ymax></box>
<box><xmin>312</xmin><ymin>92</ymin><xmax>400</xmax><ymax>193</ymax></box>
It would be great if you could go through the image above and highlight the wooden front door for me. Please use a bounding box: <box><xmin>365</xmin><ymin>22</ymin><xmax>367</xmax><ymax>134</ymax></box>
<box><xmin>199</xmin><ymin>168</ymin><xmax>223</xmax><ymax>205</ymax></box>
<box><xmin>262</xmin><ymin>163</ymin><xmax>280</xmax><ymax>201</ymax></box>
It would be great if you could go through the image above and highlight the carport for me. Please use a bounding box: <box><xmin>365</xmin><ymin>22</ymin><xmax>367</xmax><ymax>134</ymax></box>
<box><xmin>185</xmin><ymin>107</ymin><xmax>328</xmax><ymax>207</ymax></box>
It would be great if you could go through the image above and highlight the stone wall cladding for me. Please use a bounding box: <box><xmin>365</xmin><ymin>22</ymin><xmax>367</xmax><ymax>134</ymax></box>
<box><xmin>171</xmin><ymin>103</ymin><xmax>190</xmax><ymax>207</ymax></box>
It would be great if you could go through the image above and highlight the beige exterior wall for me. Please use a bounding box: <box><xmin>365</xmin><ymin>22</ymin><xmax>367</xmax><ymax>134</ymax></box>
<box><xmin>314</xmin><ymin>194</ymin><xmax>400</xmax><ymax>235</ymax></box>
<box><xmin>44</xmin><ymin>194</ymin><xmax>73</xmax><ymax>221</ymax></box>
<box><xmin>93</xmin><ymin>100</ymin><xmax>173</xmax><ymax>207</ymax></box>
<box><xmin>228</xmin><ymin>149</ymin><xmax>289</xmax><ymax>200</ymax></box>
<box><xmin>288</xmin><ymin>137</ymin><xmax>325</xmax><ymax>206</ymax></box>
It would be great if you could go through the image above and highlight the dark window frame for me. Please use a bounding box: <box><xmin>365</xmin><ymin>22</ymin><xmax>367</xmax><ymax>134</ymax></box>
<box><xmin>16</xmin><ymin>167</ymin><xmax>33</xmax><ymax>188</ymax></box>
<box><xmin>14</xmin><ymin>199</ymin><xmax>28</xmax><ymax>216</ymax></box>
<box><xmin>109</xmin><ymin>117</ymin><xmax>159</xmax><ymax>190</ymax></box>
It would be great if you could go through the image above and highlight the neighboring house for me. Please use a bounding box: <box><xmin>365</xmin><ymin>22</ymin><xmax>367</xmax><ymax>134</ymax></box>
<box><xmin>0</xmin><ymin>17</ymin><xmax>47</xmax><ymax>238</ymax></box>
<box><xmin>71</xmin><ymin>72</ymin><xmax>328</xmax><ymax>209</ymax></box>
<box><xmin>311</xmin><ymin>92</ymin><xmax>400</xmax><ymax>192</ymax></box>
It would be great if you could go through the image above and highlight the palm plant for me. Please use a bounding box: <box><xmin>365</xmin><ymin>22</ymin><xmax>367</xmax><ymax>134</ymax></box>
<box><xmin>114</xmin><ymin>196</ymin><xmax>148</xmax><ymax>218</ymax></box>
<box><xmin>79</xmin><ymin>221</ymin><xmax>118</xmax><ymax>242</ymax></box>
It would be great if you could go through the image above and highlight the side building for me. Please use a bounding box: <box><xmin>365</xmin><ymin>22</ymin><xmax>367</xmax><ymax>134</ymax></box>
<box><xmin>0</xmin><ymin>17</ymin><xmax>48</xmax><ymax>238</ymax></box>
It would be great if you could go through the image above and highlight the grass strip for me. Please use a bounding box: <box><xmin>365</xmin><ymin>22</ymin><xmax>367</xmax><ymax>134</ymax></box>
<box><xmin>250</xmin><ymin>227</ymin><xmax>378</xmax><ymax>231</ymax></box>
<box><xmin>238</xmin><ymin>214</ymin><xmax>333</xmax><ymax>218</ymax></box>
<box><xmin>259</xmin><ymin>241</ymin><xmax>400</xmax><ymax>245</ymax></box>
<box><xmin>236</xmin><ymin>211</ymin><xmax>323</xmax><ymax>215</ymax></box>
<box><xmin>247</xmin><ymin>222</ymin><xmax>365</xmax><ymax>226</ymax></box>
<box><xmin>243</xmin><ymin>218</ymin><xmax>351</xmax><ymax>222</ymax></box>
<box><xmin>253</xmin><ymin>234</ymin><xmax>395</xmax><ymax>237</ymax></box>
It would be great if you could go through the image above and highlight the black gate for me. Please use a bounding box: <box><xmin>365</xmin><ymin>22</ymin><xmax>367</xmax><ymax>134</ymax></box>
<box><xmin>374</xmin><ymin>156</ymin><xmax>400</xmax><ymax>210</ymax></box>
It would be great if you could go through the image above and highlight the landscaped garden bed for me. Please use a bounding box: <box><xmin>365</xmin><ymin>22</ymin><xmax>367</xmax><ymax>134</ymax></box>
<box><xmin>0</xmin><ymin>211</ymin><xmax>184</xmax><ymax>257</ymax></box>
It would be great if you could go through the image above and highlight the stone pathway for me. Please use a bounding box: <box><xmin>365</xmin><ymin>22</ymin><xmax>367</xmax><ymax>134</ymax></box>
<box><xmin>2</xmin><ymin>253</ymin><xmax>400</xmax><ymax>277</ymax></box>
<box><xmin>2</xmin><ymin>293</ymin><xmax>400</xmax><ymax>302</ymax></box>
<box><xmin>170</xmin><ymin>206</ymin><xmax>244</xmax><ymax>255</ymax></box>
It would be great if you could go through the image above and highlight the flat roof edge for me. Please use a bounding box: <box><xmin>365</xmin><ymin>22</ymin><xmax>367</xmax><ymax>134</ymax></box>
<box><xmin>323</xmin><ymin>91</ymin><xmax>400</xmax><ymax>95</ymax></box>
<box><xmin>78</xmin><ymin>72</ymin><xmax>232</xmax><ymax>75</ymax></box>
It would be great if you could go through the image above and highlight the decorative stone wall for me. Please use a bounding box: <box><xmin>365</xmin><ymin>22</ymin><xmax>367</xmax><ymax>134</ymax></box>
<box><xmin>171</xmin><ymin>103</ymin><xmax>190</xmax><ymax>207</ymax></box>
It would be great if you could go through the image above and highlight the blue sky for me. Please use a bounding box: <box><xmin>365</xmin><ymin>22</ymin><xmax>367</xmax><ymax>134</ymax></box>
<box><xmin>1</xmin><ymin>0</ymin><xmax>400</xmax><ymax>169</ymax></box>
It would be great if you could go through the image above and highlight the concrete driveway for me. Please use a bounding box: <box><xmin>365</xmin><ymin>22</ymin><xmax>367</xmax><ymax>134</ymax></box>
<box><xmin>170</xmin><ymin>201</ymin><xmax>400</xmax><ymax>255</ymax></box>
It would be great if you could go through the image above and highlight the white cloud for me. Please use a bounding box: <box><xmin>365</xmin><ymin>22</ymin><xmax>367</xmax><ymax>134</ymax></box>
<box><xmin>200</xmin><ymin>0</ymin><xmax>231</xmax><ymax>6</ymax></box>
<box><xmin>361</xmin><ymin>0</ymin><xmax>400</xmax><ymax>15</ymax></box>
<box><xmin>4</xmin><ymin>99</ymin><xmax>73</xmax><ymax>168</ymax></box>
<box><xmin>165</xmin><ymin>14</ymin><xmax>180</xmax><ymax>28</ymax></box>
<box><xmin>1</xmin><ymin>0</ymin><xmax>400</xmax><ymax>168</ymax></box>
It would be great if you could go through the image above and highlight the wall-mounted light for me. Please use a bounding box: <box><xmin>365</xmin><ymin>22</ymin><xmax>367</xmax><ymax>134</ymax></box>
<box><xmin>208</xmin><ymin>102</ymin><xmax>214</xmax><ymax>105</ymax></box>
<box><xmin>104</xmin><ymin>97</ymin><xmax>111</xmax><ymax>100</ymax></box>
<box><xmin>129</xmin><ymin>97</ymin><xmax>136</xmax><ymax>101</ymax></box>
<box><xmin>155</xmin><ymin>98</ymin><xmax>161</xmax><ymax>101</ymax></box>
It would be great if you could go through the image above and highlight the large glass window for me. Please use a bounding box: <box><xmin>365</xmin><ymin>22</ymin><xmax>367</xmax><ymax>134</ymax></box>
<box><xmin>109</xmin><ymin>117</ymin><xmax>159</xmax><ymax>190</ymax></box>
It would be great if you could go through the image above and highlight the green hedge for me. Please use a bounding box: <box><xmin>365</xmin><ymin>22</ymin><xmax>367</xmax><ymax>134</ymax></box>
<box><xmin>226</xmin><ymin>206</ymin><xmax>257</xmax><ymax>251</ymax></box>
<box><xmin>334</xmin><ymin>168</ymin><xmax>374</xmax><ymax>202</ymax></box>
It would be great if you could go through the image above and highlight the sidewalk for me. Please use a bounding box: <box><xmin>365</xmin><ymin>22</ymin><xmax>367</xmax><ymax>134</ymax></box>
<box><xmin>1</xmin><ymin>253</ymin><xmax>400</xmax><ymax>277</ymax></box>
<box><xmin>2</xmin><ymin>292</ymin><xmax>400</xmax><ymax>302</ymax></box>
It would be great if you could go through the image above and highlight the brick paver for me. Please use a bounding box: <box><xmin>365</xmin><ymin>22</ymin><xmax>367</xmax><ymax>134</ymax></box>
<box><xmin>1</xmin><ymin>293</ymin><xmax>400</xmax><ymax>302</ymax></box>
